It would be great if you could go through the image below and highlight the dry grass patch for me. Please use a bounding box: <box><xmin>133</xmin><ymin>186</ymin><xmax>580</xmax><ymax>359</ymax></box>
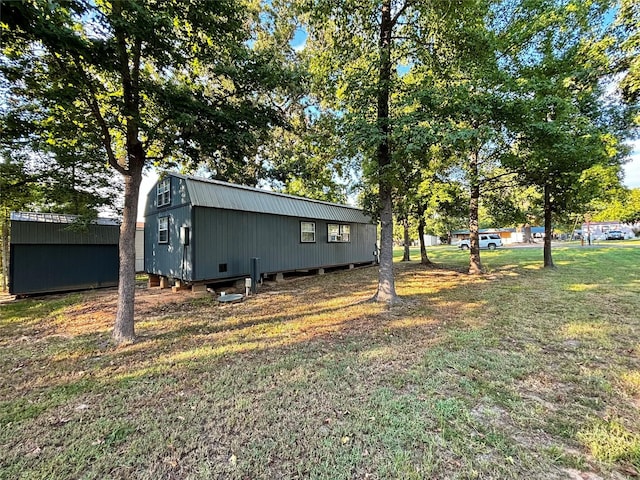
<box><xmin>1</xmin><ymin>246</ymin><xmax>640</xmax><ymax>479</ymax></box>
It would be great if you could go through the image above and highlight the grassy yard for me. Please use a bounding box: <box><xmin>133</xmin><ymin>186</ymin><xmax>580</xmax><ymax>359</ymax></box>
<box><xmin>1</xmin><ymin>245</ymin><xmax>639</xmax><ymax>479</ymax></box>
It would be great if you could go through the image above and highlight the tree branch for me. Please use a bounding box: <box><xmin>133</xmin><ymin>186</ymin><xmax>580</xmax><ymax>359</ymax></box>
<box><xmin>391</xmin><ymin>0</ymin><xmax>413</xmax><ymax>28</ymax></box>
<box><xmin>61</xmin><ymin>52</ymin><xmax>126</xmax><ymax>176</ymax></box>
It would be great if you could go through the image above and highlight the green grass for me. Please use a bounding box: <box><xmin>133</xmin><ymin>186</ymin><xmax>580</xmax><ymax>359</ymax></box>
<box><xmin>1</xmin><ymin>245</ymin><xmax>639</xmax><ymax>479</ymax></box>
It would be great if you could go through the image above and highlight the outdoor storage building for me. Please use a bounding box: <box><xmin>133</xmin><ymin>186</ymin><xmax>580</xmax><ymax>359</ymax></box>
<box><xmin>9</xmin><ymin>212</ymin><xmax>120</xmax><ymax>295</ymax></box>
<box><xmin>144</xmin><ymin>173</ymin><xmax>377</xmax><ymax>284</ymax></box>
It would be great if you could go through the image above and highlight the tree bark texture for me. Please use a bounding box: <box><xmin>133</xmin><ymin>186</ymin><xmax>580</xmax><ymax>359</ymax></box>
<box><xmin>373</xmin><ymin>0</ymin><xmax>398</xmax><ymax>303</ymax></box>
<box><xmin>417</xmin><ymin>214</ymin><xmax>432</xmax><ymax>265</ymax></box>
<box><xmin>113</xmin><ymin>170</ymin><xmax>142</xmax><ymax>344</ymax></box>
<box><xmin>543</xmin><ymin>184</ymin><xmax>555</xmax><ymax>268</ymax></box>
<box><xmin>401</xmin><ymin>217</ymin><xmax>410</xmax><ymax>261</ymax></box>
<box><xmin>110</xmin><ymin>3</ymin><xmax>145</xmax><ymax>343</ymax></box>
<box><xmin>468</xmin><ymin>151</ymin><xmax>483</xmax><ymax>274</ymax></box>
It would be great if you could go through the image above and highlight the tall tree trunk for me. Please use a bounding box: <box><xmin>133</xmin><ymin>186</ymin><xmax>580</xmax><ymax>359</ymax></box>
<box><xmin>113</xmin><ymin>169</ymin><xmax>142</xmax><ymax>344</ymax></box>
<box><xmin>401</xmin><ymin>217</ymin><xmax>410</xmax><ymax>261</ymax></box>
<box><xmin>468</xmin><ymin>150</ymin><xmax>483</xmax><ymax>274</ymax></box>
<box><xmin>417</xmin><ymin>214</ymin><xmax>432</xmax><ymax>266</ymax></box>
<box><xmin>111</xmin><ymin>2</ymin><xmax>144</xmax><ymax>344</ymax></box>
<box><xmin>373</xmin><ymin>0</ymin><xmax>398</xmax><ymax>303</ymax></box>
<box><xmin>543</xmin><ymin>183</ymin><xmax>555</xmax><ymax>268</ymax></box>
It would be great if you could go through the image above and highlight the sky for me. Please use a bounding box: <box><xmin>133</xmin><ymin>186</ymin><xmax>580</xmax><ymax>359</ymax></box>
<box><xmin>624</xmin><ymin>139</ymin><xmax>640</xmax><ymax>188</ymax></box>
<box><xmin>138</xmin><ymin>171</ymin><xmax>159</xmax><ymax>221</ymax></box>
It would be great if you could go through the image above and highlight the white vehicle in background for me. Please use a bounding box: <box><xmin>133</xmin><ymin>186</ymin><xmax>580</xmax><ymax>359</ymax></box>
<box><xmin>458</xmin><ymin>234</ymin><xmax>503</xmax><ymax>251</ymax></box>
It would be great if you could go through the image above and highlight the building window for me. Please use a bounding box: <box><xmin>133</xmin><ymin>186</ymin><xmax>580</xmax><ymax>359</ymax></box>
<box><xmin>328</xmin><ymin>223</ymin><xmax>351</xmax><ymax>242</ymax></box>
<box><xmin>301</xmin><ymin>221</ymin><xmax>316</xmax><ymax>243</ymax></box>
<box><xmin>159</xmin><ymin>217</ymin><xmax>169</xmax><ymax>244</ymax></box>
<box><xmin>157</xmin><ymin>178</ymin><xmax>171</xmax><ymax>207</ymax></box>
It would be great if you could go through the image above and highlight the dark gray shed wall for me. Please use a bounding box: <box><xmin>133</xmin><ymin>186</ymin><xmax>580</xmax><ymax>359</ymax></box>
<box><xmin>143</xmin><ymin>175</ymin><xmax>191</xmax><ymax>217</ymax></box>
<box><xmin>143</xmin><ymin>176</ymin><xmax>194</xmax><ymax>280</ymax></box>
<box><xmin>143</xmin><ymin>174</ymin><xmax>377</xmax><ymax>283</ymax></box>
<box><xmin>11</xmin><ymin>220</ymin><xmax>120</xmax><ymax>245</ymax></box>
<box><xmin>10</xmin><ymin>244</ymin><xmax>118</xmax><ymax>295</ymax></box>
<box><xmin>144</xmin><ymin>205</ymin><xmax>193</xmax><ymax>281</ymax></box>
<box><xmin>191</xmin><ymin>207</ymin><xmax>376</xmax><ymax>281</ymax></box>
<box><xmin>9</xmin><ymin>219</ymin><xmax>119</xmax><ymax>295</ymax></box>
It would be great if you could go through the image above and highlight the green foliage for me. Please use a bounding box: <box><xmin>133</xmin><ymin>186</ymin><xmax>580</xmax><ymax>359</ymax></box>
<box><xmin>1</xmin><ymin>102</ymin><xmax>120</xmax><ymax>217</ymax></box>
<box><xmin>621</xmin><ymin>190</ymin><xmax>640</xmax><ymax>224</ymax></box>
<box><xmin>0</xmin><ymin>159</ymin><xmax>41</xmax><ymax>214</ymax></box>
<box><xmin>484</xmin><ymin>185</ymin><xmax>542</xmax><ymax>228</ymax></box>
<box><xmin>615</xmin><ymin>0</ymin><xmax>640</xmax><ymax>125</ymax></box>
<box><xmin>263</xmin><ymin>113</ymin><xmax>352</xmax><ymax>203</ymax></box>
<box><xmin>499</xmin><ymin>0</ymin><xmax>630</xmax><ymax>228</ymax></box>
<box><xmin>1</xmin><ymin>0</ymin><xmax>286</xmax><ymax>183</ymax></box>
<box><xmin>594</xmin><ymin>188</ymin><xmax>640</xmax><ymax>224</ymax></box>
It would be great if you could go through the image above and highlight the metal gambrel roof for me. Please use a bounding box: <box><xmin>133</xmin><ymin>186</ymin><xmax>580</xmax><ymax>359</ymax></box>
<box><xmin>172</xmin><ymin>173</ymin><xmax>372</xmax><ymax>224</ymax></box>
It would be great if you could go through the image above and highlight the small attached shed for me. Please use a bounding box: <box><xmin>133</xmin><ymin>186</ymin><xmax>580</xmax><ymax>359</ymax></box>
<box><xmin>144</xmin><ymin>173</ymin><xmax>377</xmax><ymax>285</ymax></box>
<box><xmin>9</xmin><ymin>212</ymin><xmax>120</xmax><ymax>295</ymax></box>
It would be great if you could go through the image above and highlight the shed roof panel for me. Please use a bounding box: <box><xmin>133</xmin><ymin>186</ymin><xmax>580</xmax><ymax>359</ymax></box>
<box><xmin>10</xmin><ymin>212</ymin><xmax>120</xmax><ymax>225</ymax></box>
<box><xmin>173</xmin><ymin>173</ymin><xmax>372</xmax><ymax>224</ymax></box>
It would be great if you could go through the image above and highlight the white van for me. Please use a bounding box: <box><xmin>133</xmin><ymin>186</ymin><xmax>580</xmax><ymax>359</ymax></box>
<box><xmin>458</xmin><ymin>234</ymin><xmax>503</xmax><ymax>251</ymax></box>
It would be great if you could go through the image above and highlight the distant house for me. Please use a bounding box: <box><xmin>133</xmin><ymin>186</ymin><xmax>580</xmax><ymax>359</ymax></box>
<box><xmin>143</xmin><ymin>173</ymin><xmax>377</xmax><ymax>287</ymax></box>
<box><xmin>9</xmin><ymin>212</ymin><xmax>119</xmax><ymax>295</ymax></box>
<box><xmin>581</xmin><ymin>221</ymin><xmax>636</xmax><ymax>240</ymax></box>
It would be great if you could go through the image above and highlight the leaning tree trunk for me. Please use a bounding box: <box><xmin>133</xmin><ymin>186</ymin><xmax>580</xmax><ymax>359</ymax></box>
<box><xmin>401</xmin><ymin>217</ymin><xmax>411</xmax><ymax>261</ymax></box>
<box><xmin>113</xmin><ymin>168</ymin><xmax>142</xmax><ymax>344</ymax></box>
<box><xmin>468</xmin><ymin>150</ymin><xmax>483</xmax><ymax>274</ymax></box>
<box><xmin>543</xmin><ymin>184</ymin><xmax>555</xmax><ymax>269</ymax></box>
<box><xmin>373</xmin><ymin>0</ymin><xmax>398</xmax><ymax>304</ymax></box>
<box><xmin>417</xmin><ymin>214</ymin><xmax>432</xmax><ymax>266</ymax></box>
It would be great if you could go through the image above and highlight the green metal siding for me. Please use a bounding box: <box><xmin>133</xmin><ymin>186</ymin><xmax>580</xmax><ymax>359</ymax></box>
<box><xmin>192</xmin><ymin>207</ymin><xmax>376</xmax><ymax>281</ymax></box>
<box><xmin>143</xmin><ymin>175</ymin><xmax>191</xmax><ymax>217</ymax></box>
<box><xmin>9</xmin><ymin>244</ymin><xmax>118</xmax><ymax>295</ymax></box>
<box><xmin>8</xmin><ymin>218</ymin><xmax>120</xmax><ymax>295</ymax></box>
<box><xmin>143</xmin><ymin>173</ymin><xmax>377</xmax><ymax>283</ymax></box>
<box><xmin>144</xmin><ymin>205</ymin><xmax>193</xmax><ymax>281</ymax></box>
<box><xmin>11</xmin><ymin>220</ymin><xmax>120</xmax><ymax>245</ymax></box>
<box><xmin>143</xmin><ymin>175</ymin><xmax>194</xmax><ymax>280</ymax></box>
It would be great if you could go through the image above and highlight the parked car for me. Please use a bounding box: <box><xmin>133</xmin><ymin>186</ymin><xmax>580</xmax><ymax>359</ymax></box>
<box><xmin>458</xmin><ymin>234</ymin><xmax>503</xmax><ymax>250</ymax></box>
<box><xmin>605</xmin><ymin>230</ymin><xmax>625</xmax><ymax>240</ymax></box>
